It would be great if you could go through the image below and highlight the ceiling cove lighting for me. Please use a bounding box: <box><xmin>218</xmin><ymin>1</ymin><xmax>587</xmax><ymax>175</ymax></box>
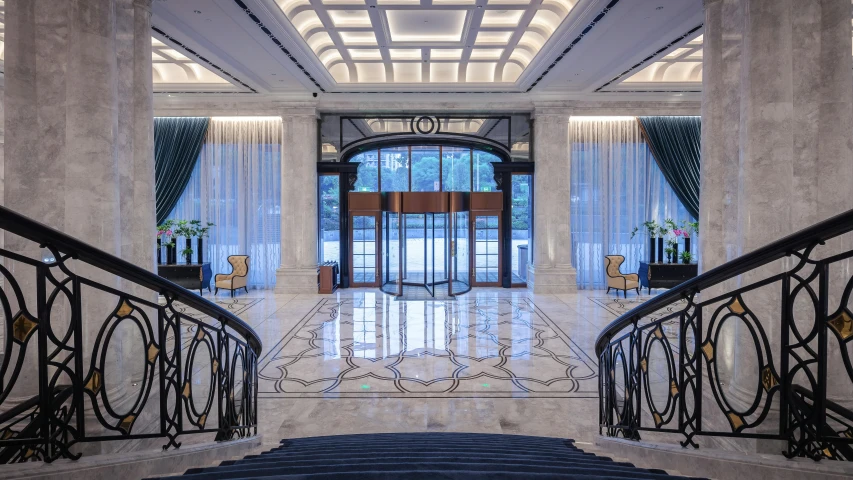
<box><xmin>274</xmin><ymin>2</ymin><xmax>576</xmax><ymax>84</ymax></box>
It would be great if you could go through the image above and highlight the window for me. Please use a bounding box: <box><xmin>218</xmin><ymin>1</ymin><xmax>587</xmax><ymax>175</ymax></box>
<box><xmin>441</xmin><ymin>147</ymin><xmax>471</xmax><ymax>191</ymax></box>
<box><xmin>348</xmin><ymin>145</ymin><xmax>499</xmax><ymax>193</ymax></box>
<box><xmin>410</xmin><ymin>146</ymin><xmax>441</xmax><ymax>192</ymax></box>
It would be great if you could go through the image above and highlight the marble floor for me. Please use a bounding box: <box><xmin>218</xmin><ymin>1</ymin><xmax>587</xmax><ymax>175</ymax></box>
<box><xmin>206</xmin><ymin>287</ymin><xmax>643</xmax><ymax>445</ymax></box>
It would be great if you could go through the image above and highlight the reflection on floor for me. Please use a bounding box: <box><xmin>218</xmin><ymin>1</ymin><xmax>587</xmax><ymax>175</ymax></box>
<box><xmin>257</xmin><ymin>296</ymin><xmax>597</xmax><ymax>398</ymax></box>
<box><xmin>207</xmin><ymin>288</ymin><xmax>633</xmax><ymax>442</ymax></box>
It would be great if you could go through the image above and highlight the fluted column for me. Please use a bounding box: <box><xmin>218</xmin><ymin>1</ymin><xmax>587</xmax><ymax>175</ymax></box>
<box><xmin>527</xmin><ymin>107</ymin><xmax>576</xmax><ymax>294</ymax></box>
<box><xmin>276</xmin><ymin>108</ymin><xmax>319</xmax><ymax>294</ymax></box>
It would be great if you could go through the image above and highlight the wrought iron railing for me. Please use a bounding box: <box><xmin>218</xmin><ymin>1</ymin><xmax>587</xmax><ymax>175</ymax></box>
<box><xmin>596</xmin><ymin>208</ymin><xmax>853</xmax><ymax>461</ymax></box>
<box><xmin>0</xmin><ymin>206</ymin><xmax>261</xmax><ymax>463</ymax></box>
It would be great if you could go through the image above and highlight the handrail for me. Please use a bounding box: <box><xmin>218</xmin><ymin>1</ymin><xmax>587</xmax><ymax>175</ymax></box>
<box><xmin>595</xmin><ymin>207</ymin><xmax>853</xmax><ymax>356</ymax></box>
<box><xmin>0</xmin><ymin>205</ymin><xmax>261</xmax><ymax>354</ymax></box>
<box><xmin>596</xmin><ymin>206</ymin><xmax>853</xmax><ymax>461</ymax></box>
<box><xmin>0</xmin><ymin>205</ymin><xmax>261</xmax><ymax>463</ymax></box>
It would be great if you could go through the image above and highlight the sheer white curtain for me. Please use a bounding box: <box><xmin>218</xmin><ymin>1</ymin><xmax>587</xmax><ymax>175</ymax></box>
<box><xmin>570</xmin><ymin>117</ymin><xmax>692</xmax><ymax>289</ymax></box>
<box><xmin>168</xmin><ymin>117</ymin><xmax>282</xmax><ymax>289</ymax></box>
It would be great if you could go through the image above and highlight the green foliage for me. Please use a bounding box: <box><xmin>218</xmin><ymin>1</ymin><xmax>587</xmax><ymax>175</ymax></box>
<box><xmin>680</xmin><ymin>251</ymin><xmax>694</xmax><ymax>263</ymax></box>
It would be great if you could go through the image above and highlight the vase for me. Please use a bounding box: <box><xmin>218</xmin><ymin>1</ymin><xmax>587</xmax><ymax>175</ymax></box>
<box><xmin>197</xmin><ymin>238</ymin><xmax>204</xmax><ymax>264</ymax></box>
<box><xmin>682</xmin><ymin>257</ymin><xmax>690</xmax><ymax>264</ymax></box>
<box><xmin>671</xmin><ymin>244</ymin><xmax>678</xmax><ymax>264</ymax></box>
<box><xmin>657</xmin><ymin>238</ymin><xmax>664</xmax><ymax>263</ymax></box>
<box><xmin>157</xmin><ymin>238</ymin><xmax>162</xmax><ymax>264</ymax></box>
<box><xmin>684</xmin><ymin>237</ymin><xmax>691</xmax><ymax>255</ymax></box>
<box><xmin>166</xmin><ymin>243</ymin><xmax>176</xmax><ymax>264</ymax></box>
<box><xmin>648</xmin><ymin>238</ymin><xmax>656</xmax><ymax>264</ymax></box>
<box><xmin>184</xmin><ymin>239</ymin><xmax>193</xmax><ymax>264</ymax></box>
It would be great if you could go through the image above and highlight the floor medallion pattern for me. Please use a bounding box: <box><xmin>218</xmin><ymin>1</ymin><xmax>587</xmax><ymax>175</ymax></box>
<box><xmin>258</xmin><ymin>296</ymin><xmax>598</xmax><ymax>398</ymax></box>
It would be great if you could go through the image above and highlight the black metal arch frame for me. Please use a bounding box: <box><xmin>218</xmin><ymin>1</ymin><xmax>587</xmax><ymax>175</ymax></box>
<box><xmin>319</xmin><ymin>139</ymin><xmax>533</xmax><ymax>290</ymax></box>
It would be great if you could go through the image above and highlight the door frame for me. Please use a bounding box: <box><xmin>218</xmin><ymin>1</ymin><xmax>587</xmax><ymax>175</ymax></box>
<box><xmin>470</xmin><ymin>210</ymin><xmax>503</xmax><ymax>287</ymax></box>
<box><xmin>349</xmin><ymin>211</ymin><xmax>382</xmax><ymax>287</ymax></box>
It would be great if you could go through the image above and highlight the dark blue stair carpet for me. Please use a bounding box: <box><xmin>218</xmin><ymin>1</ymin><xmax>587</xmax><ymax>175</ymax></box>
<box><xmin>147</xmin><ymin>433</ymin><xmax>704</xmax><ymax>480</ymax></box>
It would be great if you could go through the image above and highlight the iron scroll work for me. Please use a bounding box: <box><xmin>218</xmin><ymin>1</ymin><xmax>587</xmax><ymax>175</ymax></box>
<box><xmin>0</xmin><ymin>206</ymin><xmax>260</xmax><ymax>463</ymax></box>
<box><xmin>597</xmin><ymin>210</ymin><xmax>853</xmax><ymax>461</ymax></box>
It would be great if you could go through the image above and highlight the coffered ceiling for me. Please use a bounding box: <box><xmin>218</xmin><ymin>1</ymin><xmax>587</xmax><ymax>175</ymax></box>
<box><xmin>273</xmin><ymin>0</ymin><xmax>578</xmax><ymax>84</ymax></box>
<box><xmin>148</xmin><ymin>0</ymin><xmax>707</xmax><ymax>96</ymax></box>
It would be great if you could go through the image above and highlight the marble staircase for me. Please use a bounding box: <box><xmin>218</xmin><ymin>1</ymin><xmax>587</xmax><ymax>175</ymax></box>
<box><xmin>146</xmin><ymin>432</ymin><xmax>706</xmax><ymax>480</ymax></box>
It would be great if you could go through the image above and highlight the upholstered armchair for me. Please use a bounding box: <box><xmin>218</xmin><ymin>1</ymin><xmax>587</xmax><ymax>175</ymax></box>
<box><xmin>215</xmin><ymin>255</ymin><xmax>250</xmax><ymax>297</ymax></box>
<box><xmin>604</xmin><ymin>255</ymin><xmax>639</xmax><ymax>297</ymax></box>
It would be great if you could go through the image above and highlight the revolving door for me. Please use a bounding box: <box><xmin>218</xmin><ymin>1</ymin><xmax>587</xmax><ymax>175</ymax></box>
<box><xmin>378</xmin><ymin>193</ymin><xmax>471</xmax><ymax>297</ymax></box>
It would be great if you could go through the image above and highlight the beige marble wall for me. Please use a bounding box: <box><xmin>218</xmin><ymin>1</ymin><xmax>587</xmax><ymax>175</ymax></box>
<box><xmin>276</xmin><ymin>107</ymin><xmax>320</xmax><ymax>294</ymax></box>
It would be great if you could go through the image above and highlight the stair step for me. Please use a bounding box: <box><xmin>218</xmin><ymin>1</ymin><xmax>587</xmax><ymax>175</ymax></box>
<box><xmin>213</xmin><ymin>456</ymin><xmax>637</xmax><ymax>472</ymax></box>
<box><xmin>165</xmin><ymin>462</ymin><xmax>694</xmax><ymax>480</ymax></box>
<box><xmin>144</xmin><ymin>434</ymin><xmax>699</xmax><ymax>480</ymax></box>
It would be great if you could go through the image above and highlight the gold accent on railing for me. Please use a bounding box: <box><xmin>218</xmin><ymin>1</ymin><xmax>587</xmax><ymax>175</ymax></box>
<box><xmin>728</xmin><ymin>298</ymin><xmax>745</xmax><ymax>315</ymax></box>
<box><xmin>701</xmin><ymin>341</ymin><xmax>714</xmax><ymax>361</ymax></box>
<box><xmin>196</xmin><ymin>329</ymin><xmax>205</xmax><ymax>340</ymax></box>
<box><xmin>828</xmin><ymin>311</ymin><xmax>853</xmax><ymax>340</ymax></box>
<box><xmin>212</xmin><ymin>360</ymin><xmax>219</xmax><ymax>373</ymax></box>
<box><xmin>823</xmin><ymin>448</ymin><xmax>833</xmax><ymax>458</ymax></box>
<box><xmin>761</xmin><ymin>366</ymin><xmax>779</xmax><ymax>392</ymax></box>
<box><xmin>1</xmin><ymin>428</ymin><xmax>14</xmax><ymax>440</ymax></box>
<box><xmin>199</xmin><ymin>414</ymin><xmax>207</xmax><ymax>428</ymax></box>
<box><xmin>727</xmin><ymin>412</ymin><xmax>744</xmax><ymax>431</ymax></box>
<box><xmin>116</xmin><ymin>300</ymin><xmax>134</xmax><ymax>317</ymax></box>
<box><xmin>85</xmin><ymin>370</ymin><xmax>102</xmax><ymax>395</ymax></box>
<box><xmin>670</xmin><ymin>380</ymin><xmax>678</xmax><ymax>397</ymax></box>
<box><xmin>653</xmin><ymin>326</ymin><xmax>663</xmax><ymax>339</ymax></box>
<box><xmin>12</xmin><ymin>314</ymin><xmax>37</xmax><ymax>343</ymax></box>
<box><xmin>653</xmin><ymin>412</ymin><xmax>662</xmax><ymax>426</ymax></box>
<box><xmin>147</xmin><ymin>343</ymin><xmax>159</xmax><ymax>364</ymax></box>
<box><xmin>120</xmin><ymin>415</ymin><xmax>136</xmax><ymax>433</ymax></box>
<box><xmin>640</xmin><ymin>358</ymin><xmax>647</xmax><ymax>372</ymax></box>
<box><xmin>182</xmin><ymin>381</ymin><xmax>191</xmax><ymax>398</ymax></box>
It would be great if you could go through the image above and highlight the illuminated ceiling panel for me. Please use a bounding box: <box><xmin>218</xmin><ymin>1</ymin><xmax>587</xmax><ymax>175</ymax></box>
<box><xmin>275</xmin><ymin>0</ymin><xmax>578</xmax><ymax>84</ymax></box>
<box><xmin>151</xmin><ymin>37</ymin><xmax>238</xmax><ymax>91</ymax></box>
<box><xmin>622</xmin><ymin>34</ymin><xmax>704</xmax><ymax>84</ymax></box>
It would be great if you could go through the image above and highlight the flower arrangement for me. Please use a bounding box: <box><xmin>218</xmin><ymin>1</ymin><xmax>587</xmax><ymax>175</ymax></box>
<box><xmin>630</xmin><ymin>220</ymin><xmax>660</xmax><ymax>239</ymax></box>
<box><xmin>156</xmin><ymin>219</ymin><xmax>215</xmax><ymax>264</ymax></box>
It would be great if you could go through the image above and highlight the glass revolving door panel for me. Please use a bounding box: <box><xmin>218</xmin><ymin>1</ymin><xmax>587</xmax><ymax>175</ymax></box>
<box><xmin>450</xmin><ymin>211</ymin><xmax>470</xmax><ymax>295</ymax></box>
<box><xmin>381</xmin><ymin>211</ymin><xmax>401</xmax><ymax>295</ymax></box>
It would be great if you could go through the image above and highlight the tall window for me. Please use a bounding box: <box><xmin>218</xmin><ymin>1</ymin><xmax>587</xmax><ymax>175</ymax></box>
<box><xmin>347</xmin><ymin>145</ymin><xmax>499</xmax><ymax>193</ymax></box>
<box><xmin>167</xmin><ymin>117</ymin><xmax>282</xmax><ymax>288</ymax></box>
<box><xmin>570</xmin><ymin>117</ymin><xmax>693</xmax><ymax>289</ymax></box>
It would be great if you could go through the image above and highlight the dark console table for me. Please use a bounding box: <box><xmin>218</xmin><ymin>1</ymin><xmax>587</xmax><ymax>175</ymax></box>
<box><xmin>639</xmin><ymin>262</ymin><xmax>698</xmax><ymax>294</ymax></box>
<box><xmin>157</xmin><ymin>263</ymin><xmax>212</xmax><ymax>296</ymax></box>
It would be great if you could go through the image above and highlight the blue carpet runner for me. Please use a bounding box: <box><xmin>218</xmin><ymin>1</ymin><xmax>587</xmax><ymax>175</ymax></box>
<box><xmin>149</xmin><ymin>432</ymin><xmax>704</xmax><ymax>479</ymax></box>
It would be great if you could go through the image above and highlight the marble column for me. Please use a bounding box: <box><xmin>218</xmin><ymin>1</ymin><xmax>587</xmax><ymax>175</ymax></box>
<box><xmin>527</xmin><ymin>107</ymin><xmax>577</xmax><ymax>294</ymax></box>
<box><xmin>700</xmin><ymin>0</ymin><xmax>853</xmax><ymax>452</ymax></box>
<box><xmin>4</xmin><ymin>0</ymin><xmax>156</xmax><ymax>442</ymax></box>
<box><xmin>118</xmin><ymin>0</ymin><xmax>156</xmax><ymax>272</ymax></box>
<box><xmin>276</xmin><ymin>108</ymin><xmax>320</xmax><ymax>294</ymax></box>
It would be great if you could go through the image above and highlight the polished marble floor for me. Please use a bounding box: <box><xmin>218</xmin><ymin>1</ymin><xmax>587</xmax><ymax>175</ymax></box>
<box><xmin>207</xmin><ymin>287</ymin><xmax>642</xmax><ymax>443</ymax></box>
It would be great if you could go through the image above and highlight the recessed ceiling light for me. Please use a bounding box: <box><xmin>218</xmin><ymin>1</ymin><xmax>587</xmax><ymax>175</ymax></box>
<box><xmin>656</xmin><ymin>5</ymin><xmax>664</xmax><ymax>10</ymax></box>
<box><xmin>271</xmin><ymin>73</ymin><xmax>277</xmax><ymax>76</ymax></box>
<box><xmin>194</xmin><ymin>10</ymin><xmax>201</xmax><ymax>14</ymax></box>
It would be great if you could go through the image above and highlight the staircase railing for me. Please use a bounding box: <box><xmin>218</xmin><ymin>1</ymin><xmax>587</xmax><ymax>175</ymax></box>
<box><xmin>0</xmin><ymin>206</ymin><xmax>262</xmax><ymax>463</ymax></box>
<box><xmin>595</xmin><ymin>208</ymin><xmax>853</xmax><ymax>461</ymax></box>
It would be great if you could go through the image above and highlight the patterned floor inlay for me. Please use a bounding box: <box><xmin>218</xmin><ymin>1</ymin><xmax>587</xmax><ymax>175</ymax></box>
<box><xmin>258</xmin><ymin>296</ymin><xmax>598</xmax><ymax>398</ymax></box>
<box><xmin>589</xmin><ymin>296</ymin><xmax>687</xmax><ymax>321</ymax></box>
<box><xmin>158</xmin><ymin>297</ymin><xmax>264</xmax><ymax>319</ymax></box>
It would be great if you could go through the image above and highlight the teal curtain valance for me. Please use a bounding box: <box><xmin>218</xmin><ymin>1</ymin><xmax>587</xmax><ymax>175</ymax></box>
<box><xmin>638</xmin><ymin>116</ymin><xmax>701</xmax><ymax>219</ymax></box>
<box><xmin>154</xmin><ymin>117</ymin><xmax>210</xmax><ymax>225</ymax></box>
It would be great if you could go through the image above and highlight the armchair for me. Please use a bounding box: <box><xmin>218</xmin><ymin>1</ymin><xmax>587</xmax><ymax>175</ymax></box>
<box><xmin>215</xmin><ymin>255</ymin><xmax>250</xmax><ymax>297</ymax></box>
<box><xmin>604</xmin><ymin>255</ymin><xmax>639</xmax><ymax>297</ymax></box>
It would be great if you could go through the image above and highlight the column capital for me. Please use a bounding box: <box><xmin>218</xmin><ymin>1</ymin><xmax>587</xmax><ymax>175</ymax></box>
<box><xmin>280</xmin><ymin>104</ymin><xmax>319</xmax><ymax>119</ymax></box>
<box><xmin>702</xmin><ymin>0</ymin><xmax>722</xmax><ymax>6</ymax></box>
<box><xmin>133</xmin><ymin>0</ymin><xmax>153</xmax><ymax>13</ymax></box>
